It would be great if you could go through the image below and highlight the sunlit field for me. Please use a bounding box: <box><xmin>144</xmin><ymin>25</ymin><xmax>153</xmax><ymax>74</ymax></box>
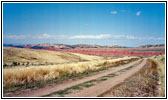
<box><xmin>3</xmin><ymin>47</ymin><xmax>104</xmax><ymax>65</ymax></box>
<box><xmin>3</xmin><ymin>56</ymin><xmax>139</xmax><ymax>88</ymax></box>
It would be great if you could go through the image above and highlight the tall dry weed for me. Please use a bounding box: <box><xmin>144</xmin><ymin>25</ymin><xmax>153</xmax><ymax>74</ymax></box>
<box><xmin>3</xmin><ymin>56</ymin><xmax>139</xmax><ymax>88</ymax></box>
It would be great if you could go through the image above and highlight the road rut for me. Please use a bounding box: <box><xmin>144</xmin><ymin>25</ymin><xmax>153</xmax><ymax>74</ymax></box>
<box><xmin>64</xmin><ymin>59</ymin><xmax>147</xmax><ymax>97</ymax></box>
<box><xmin>4</xmin><ymin>59</ymin><xmax>144</xmax><ymax>97</ymax></box>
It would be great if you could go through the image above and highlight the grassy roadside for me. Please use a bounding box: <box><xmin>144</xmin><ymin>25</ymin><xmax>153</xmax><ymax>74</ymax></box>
<box><xmin>4</xmin><ymin>57</ymin><xmax>140</xmax><ymax>94</ymax></box>
<box><xmin>99</xmin><ymin>58</ymin><xmax>161</xmax><ymax>97</ymax></box>
<box><xmin>42</xmin><ymin>59</ymin><xmax>143</xmax><ymax>97</ymax></box>
<box><xmin>151</xmin><ymin>55</ymin><xmax>165</xmax><ymax>97</ymax></box>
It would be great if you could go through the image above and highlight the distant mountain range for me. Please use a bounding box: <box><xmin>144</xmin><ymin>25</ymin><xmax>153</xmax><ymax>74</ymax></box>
<box><xmin>3</xmin><ymin>43</ymin><xmax>128</xmax><ymax>49</ymax></box>
<box><xmin>137</xmin><ymin>44</ymin><xmax>165</xmax><ymax>48</ymax></box>
<box><xmin>3</xmin><ymin>43</ymin><xmax>165</xmax><ymax>50</ymax></box>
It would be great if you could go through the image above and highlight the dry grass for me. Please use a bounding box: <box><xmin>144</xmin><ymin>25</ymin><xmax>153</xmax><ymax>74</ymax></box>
<box><xmin>101</xmin><ymin>59</ymin><xmax>160</xmax><ymax>97</ymax></box>
<box><xmin>3</xmin><ymin>47</ymin><xmax>104</xmax><ymax>65</ymax></box>
<box><xmin>150</xmin><ymin>55</ymin><xmax>165</xmax><ymax>97</ymax></box>
<box><xmin>3</xmin><ymin>56</ymin><xmax>139</xmax><ymax>88</ymax></box>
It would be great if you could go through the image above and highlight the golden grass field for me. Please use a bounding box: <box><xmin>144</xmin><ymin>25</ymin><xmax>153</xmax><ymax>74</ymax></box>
<box><xmin>3</xmin><ymin>47</ymin><xmax>165</xmax><ymax>97</ymax></box>
<box><xmin>3</xmin><ymin>53</ymin><xmax>139</xmax><ymax>88</ymax></box>
<box><xmin>3</xmin><ymin>47</ymin><xmax>104</xmax><ymax>65</ymax></box>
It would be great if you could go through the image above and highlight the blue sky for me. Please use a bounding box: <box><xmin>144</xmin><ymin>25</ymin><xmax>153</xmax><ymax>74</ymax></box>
<box><xmin>3</xmin><ymin>3</ymin><xmax>165</xmax><ymax>47</ymax></box>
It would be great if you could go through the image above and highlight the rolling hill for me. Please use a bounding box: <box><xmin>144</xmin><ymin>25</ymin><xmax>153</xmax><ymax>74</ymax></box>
<box><xmin>3</xmin><ymin>43</ymin><xmax>128</xmax><ymax>49</ymax></box>
<box><xmin>3</xmin><ymin>47</ymin><xmax>104</xmax><ymax>65</ymax></box>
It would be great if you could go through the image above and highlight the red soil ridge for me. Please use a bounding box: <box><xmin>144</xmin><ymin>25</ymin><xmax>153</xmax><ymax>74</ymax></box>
<box><xmin>42</xmin><ymin>48</ymin><xmax>164</xmax><ymax>57</ymax></box>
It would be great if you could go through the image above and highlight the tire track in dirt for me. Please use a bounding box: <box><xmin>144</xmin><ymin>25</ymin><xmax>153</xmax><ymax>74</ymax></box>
<box><xmin>61</xmin><ymin>58</ymin><xmax>147</xmax><ymax>97</ymax></box>
<box><xmin>4</xmin><ymin>59</ymin><xmax>142</xmax><ymax>97</ymax></box>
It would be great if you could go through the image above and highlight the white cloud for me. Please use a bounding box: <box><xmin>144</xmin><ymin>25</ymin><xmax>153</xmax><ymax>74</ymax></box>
<box><xmin>69</xmin><ymin>34</ymin><xmax>164</xmax><ymax>41</ymax></box>
<box><xmin>70</xmin><ymin>34</ymin><xmax>136</xmax><ymax>39</ymax></box>
<box><xmin>4</xmin><ymin>33</ymin><xmax>52</xmax><ymax>39</ymax></box>
<box><xmin>142</xmin><ymin>37</ymin><xmax>164</xmax><ymax>40</ymax></box>
<box><xmin>4</xmin><ymin>35</ymin><xmax>27</xmax><ymax>39</ymax></box>
<box><xmin>125</xmin><ymin>35</ymin><xmax>137</xmax><ymax>39</ymax></box>
<box><xmin>70</xmin><ymin>34</ymin><xmax>111</xmax><ymax>39</ymax></box>
<box><xmin>136</xmin><ymin>11</ymin><xmax>141</xmax><ymax>16</ymax></box>
<box><xmin>38</xmin><ymin>33</ymin><xmax>51</xmax><ymax>39</ymax></box>
<box><xmin>109</xmin><ymin>35</ymin><xmax>123</xmax><ymax>38</ymax></box>
<box><xmin>4</xmin><ymin>33</ymin><xmax>164</xmax><ymax>41</ymax></box>
<box><xmin>110</xmin><ymin>11</ymin><xmax>117</xmax><ymax>14</ymax></box>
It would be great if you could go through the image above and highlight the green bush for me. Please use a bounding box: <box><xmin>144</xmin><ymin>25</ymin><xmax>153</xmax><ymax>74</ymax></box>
<box><xmin>12</xmin><ymin>62</ymin><xmax>18</xmax><ymax>66</ymax></box>
<box><xmin>3</xmin><ymin>64</ymin><xmax>8</xmax><ymax>68</ymax></box>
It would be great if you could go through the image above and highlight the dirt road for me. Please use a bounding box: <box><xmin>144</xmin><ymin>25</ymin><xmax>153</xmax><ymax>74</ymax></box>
<box><xmin>4</xmin><ymin>59</ymin><xmax>146</xmax><ymax>97</ymax></box>
<box><xmin>64</xmin><ymin>58</ymin><xmax>147</xmax><ymax>97</ymax></box>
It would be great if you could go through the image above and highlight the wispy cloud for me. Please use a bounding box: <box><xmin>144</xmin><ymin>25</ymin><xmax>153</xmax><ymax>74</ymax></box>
<box><xmin>4</xmin><ymin>35</ymin><xmax>27</xmax><ymax>39</ymax></box>
<box><xmin>4</xmin><ymin>33</ymin><xmax>52</xmax><ymax>40</ymax></box>
<box><xmin>110</xmin><ymin>11</ymin><xmax>117</xmax><ymax>14</ymax></box>
<box><xmin>140</xmin><ymin>37</ymin><xmax>164</xmax><ymax>40</ymax></box>
<box><xmin>136</xmin><ymin>11</ymin><xmax>141</xmax><ymax>16</ymax></box>
<box><xmin>125</xmin><ymin>35</ymin><xmax>137</xmax><ymax>39</ymax></box>
<box><xmin>4</xmin><ymin>34</ymin><xmax>164</xmax><ymax>41</ymax></box>
<box><xmin>37</xmin><ymin>33</ymin><xmax>51</xmax><ymax>39</ymax></box>
<box><xmin>70</xmin><ymin>34</ymin><xmax>111</xmax><ymax>39</ymax></box>
<box><xmin>70</xmin><ymin>34</ymin><xmax>164</xmax><ymax>40</ymax></box>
